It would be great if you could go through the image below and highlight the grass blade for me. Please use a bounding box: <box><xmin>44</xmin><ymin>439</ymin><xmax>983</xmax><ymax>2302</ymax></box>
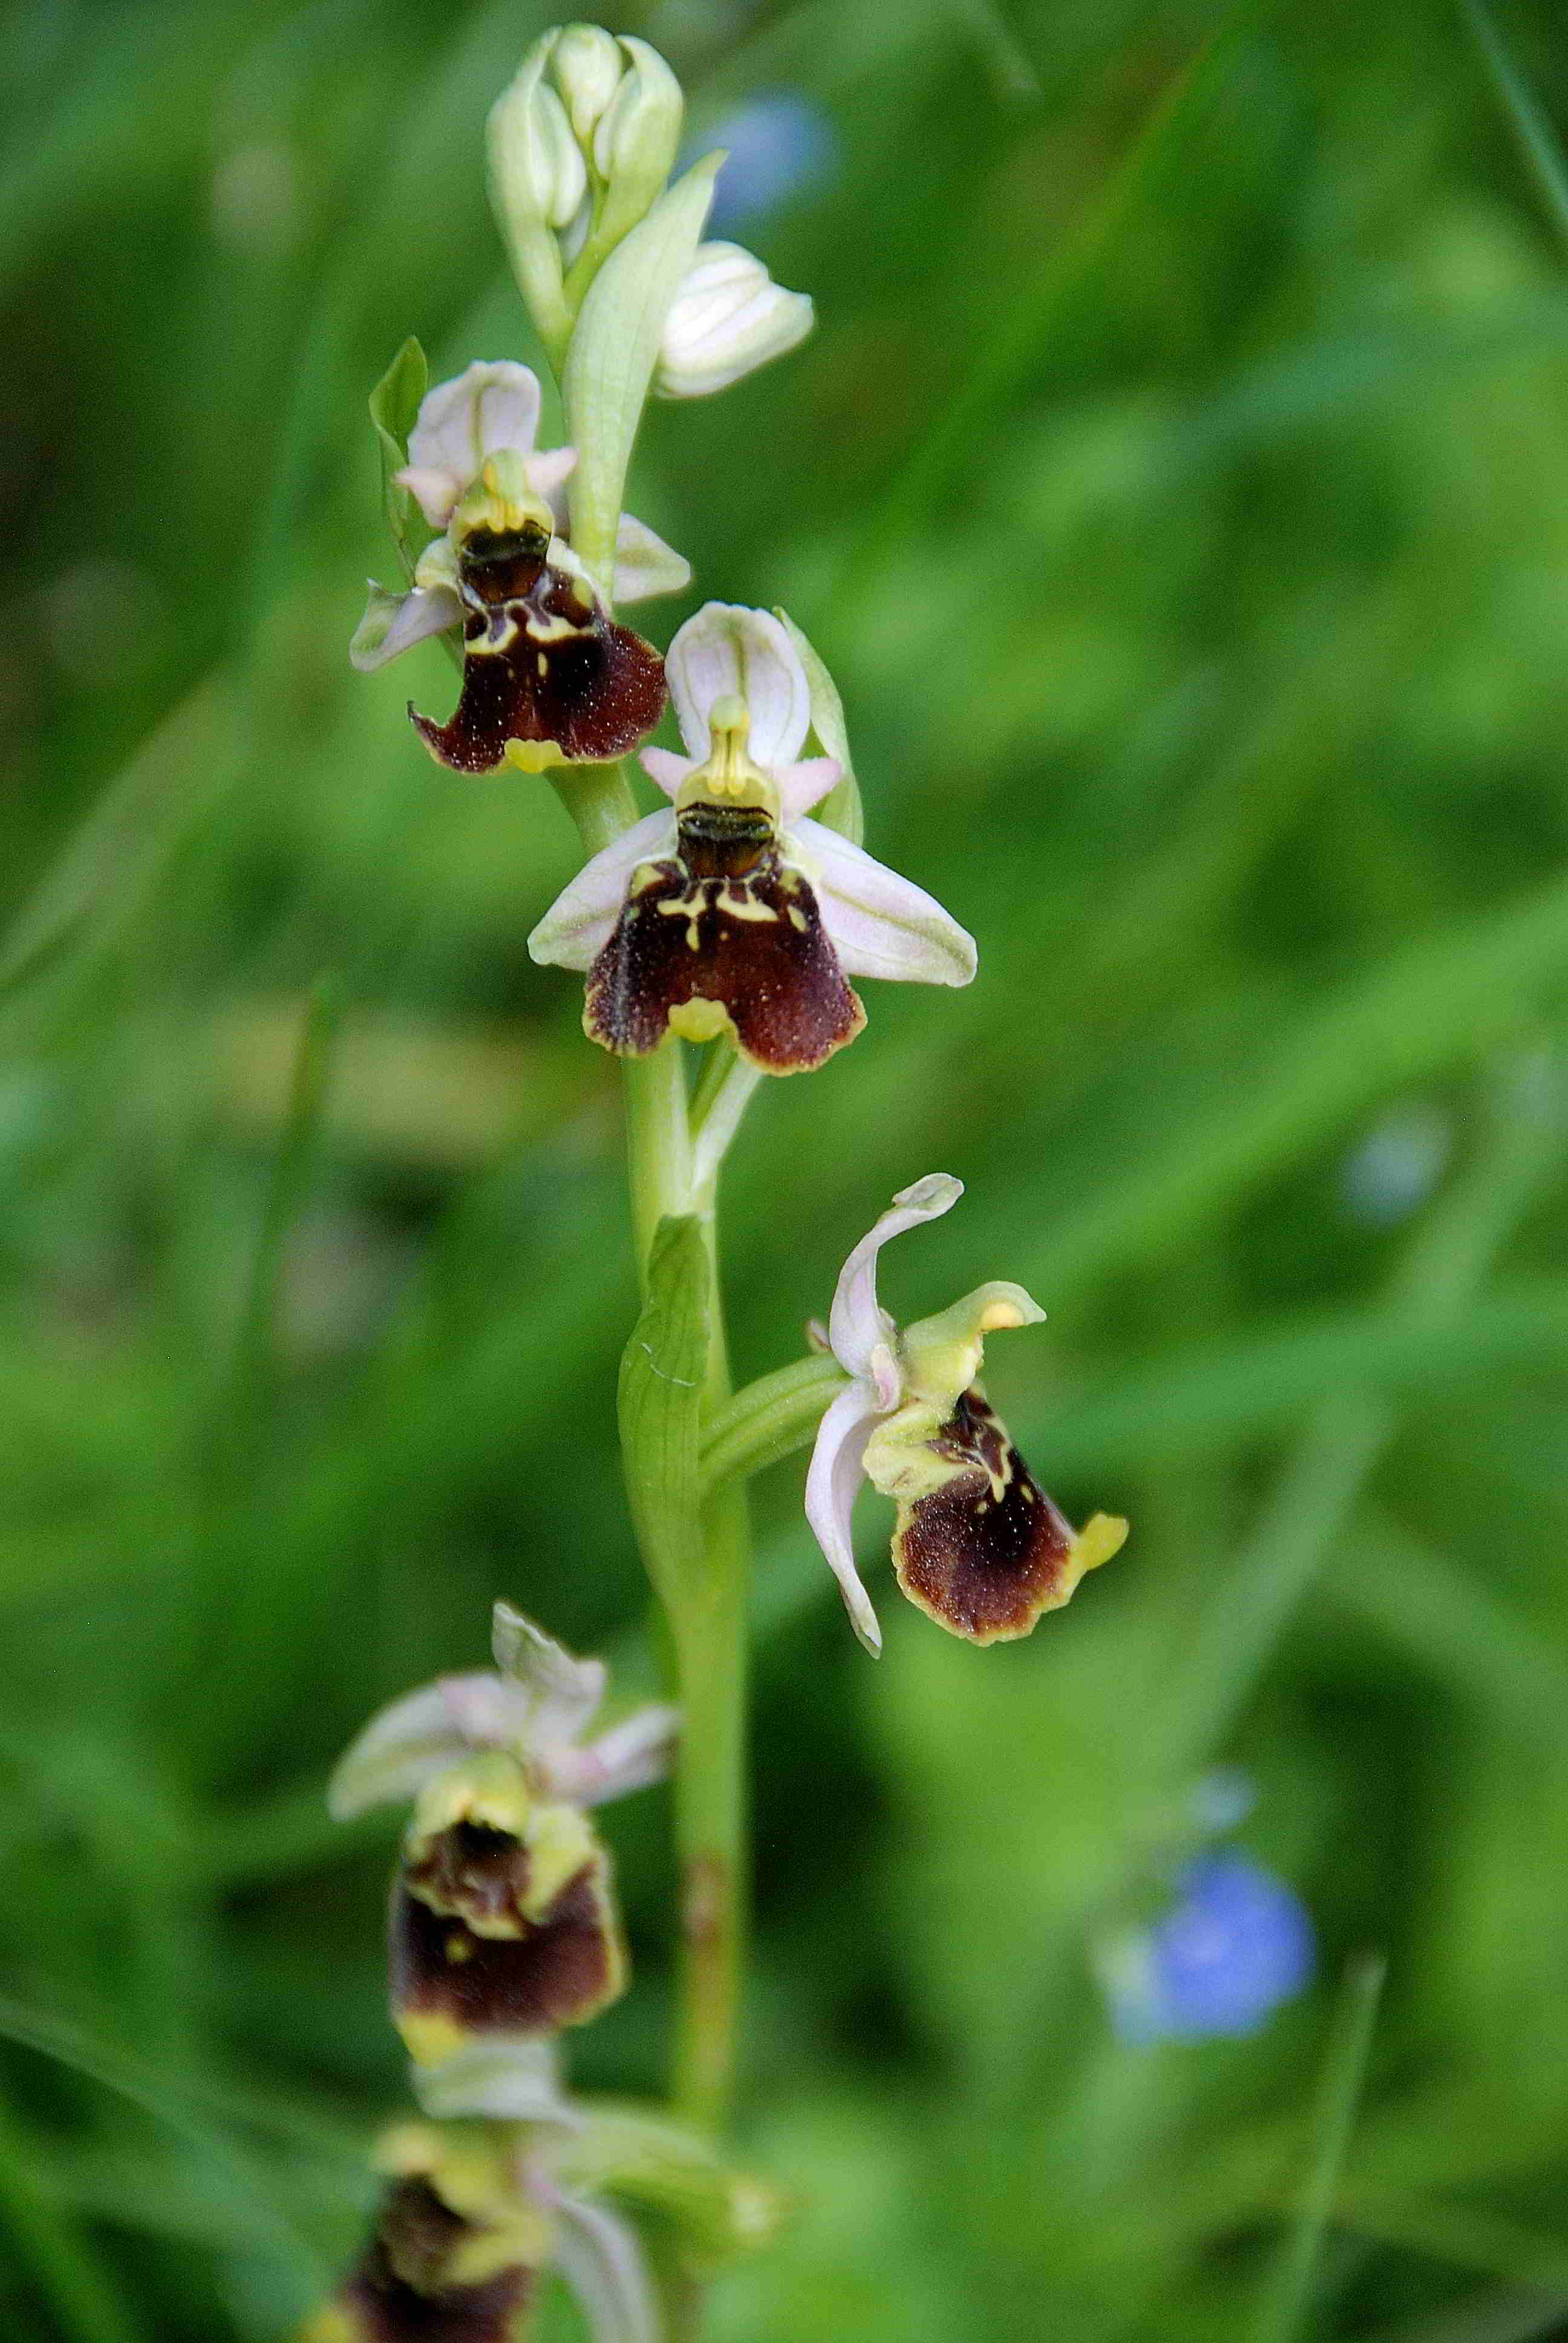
<box><xmin>1253</xmin><ymin>1954</ymin><xmax>1387</xmax><ymax>2343</ymax></box>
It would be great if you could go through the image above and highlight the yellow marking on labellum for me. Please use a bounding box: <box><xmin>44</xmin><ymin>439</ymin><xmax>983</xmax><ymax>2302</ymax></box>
<box><xmin>446</xmin><ymin>1931</ymin><xmax>474</xmax><ymax>1962</ymax></box>
<box><xmin>787</xmin><ymin>904</ymin><xmax>808</xmax><ymax>932</ymax></box>
<box><xmin>668</xmin><ymin>998</ymin><xmax>733</xmax><ymax>1044</ymax></box>
<box><xmin>469</xmin><ymin>609</ymin><xmax>519</xmax><ymax>657</ymax></box>
<box><xmin>1074</xmin><ymin>1513</ymin><xmax>1129</xmax><ymax>1572</ymax></box>
<box><xmin>717</xmin><ymin>890</ymin><xmax>780</xmax><ymax>923</ymax></box>
<box><xmin>525</xmin><ymin>608</ymin><xmax>592</xmax><ymax>644</ymax></box>
<box><xmin>979</xmin><ymin>1298</ymin><xmax>1029</xmax><ymax>1332</ymax></box>
<box><xmin>537</xmin><ymin>653</ymin><xmax>547</xmax><ymax>677</ymax></box>
<box><xmin>501</xmin><ymin>737</ymin><xmax>569</xmax><ymax>773</ymax></box>
<box><xmin>397</xmin><ymin>2007</ymin><xmax>470</xmax><ymax>2067</ymax></box>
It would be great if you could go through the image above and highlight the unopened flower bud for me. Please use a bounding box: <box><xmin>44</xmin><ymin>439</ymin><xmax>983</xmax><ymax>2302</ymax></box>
<box><xmin>486</xmin><ymin>39</ymin><xmax>585</xmax><ymax>358</ymax></box>
<box><xmin>552</xmin><ymin>22</ymin><xmax>624</xmax><ymax>142</ymax></box>
<box><xmin>590</xmin><ymin>35</ymin><xmax>684</xmax><ymax>251</ymax></box>
<box><xmin>654</xmin><ymin>241</ymin><xmax>814</xmax><ymax>399</ymax></box>
<box><xmin>492</xmin><ymin>43</ymin><xmax>589</xmax><ymax>231</ymax></box>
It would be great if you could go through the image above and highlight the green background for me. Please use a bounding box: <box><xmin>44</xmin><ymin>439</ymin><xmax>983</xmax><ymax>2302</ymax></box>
<box><xmin>5</xmin><ymin>1</ymin><xmax>1568</xmax><ymax>2336</ymax></box>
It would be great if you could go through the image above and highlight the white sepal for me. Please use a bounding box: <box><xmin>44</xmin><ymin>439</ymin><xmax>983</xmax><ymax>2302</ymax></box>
<box><xmin>349</xmin><ymin>580</ymin><xmax>461</xmax><ymax>673</ymax></box>
<box><xmin>400</xmin><ymin>361</ymin><xmax>544</xmax><ymax>526</ymax></box>
<box><xmin>528</xmin><ymin>811</ymin><xmax>676</xmax><ymax>972</ymax></box>
<box><xmin>613</xmin><ymin>513</ymin><xmax>691</xmax><ymax>603</ymax></box>
<box><xmin>653</xmin><ymin>241</ymin><xmax>814</xmax><ymax>399</ymax></box>
<box><xmin>665</xmin><ymin>601</ymin><xmax>810</xmax><ymax>767</ymax></box>
<box><xmin>826</xmin><ymin>1175</ymin><xmax>962</xmax><ymax>1385</ymax></box>
<box><xmin>326</xmin><ymin>1674</ymin><xmax>534</xmax><ymax>1818</ymax></box>
<box><xmin>552</xmin><ymin>2189</ymin><xmax>660</xmax><ymax>2343</ymax></box>
<box><xmin>793</xmin><ymin>821</ymin><xmax>978</xmax><ymax>986</ymax></box>
<box><xmin>803</xmin><ymin>1384</ymin><xmax>884</xmax><ymax>1657</ymax></box>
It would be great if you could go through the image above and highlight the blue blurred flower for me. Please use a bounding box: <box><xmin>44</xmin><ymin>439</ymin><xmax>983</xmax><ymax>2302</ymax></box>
<box><xmin>1102</xmin><ymin>1852</ymin><xmax>1316</xmax><ymax>2045</ymax></box>
<box><xmin>704</xmin><ymin>92</ymin><xmax>838</xmax><ymax>232</ymax></box>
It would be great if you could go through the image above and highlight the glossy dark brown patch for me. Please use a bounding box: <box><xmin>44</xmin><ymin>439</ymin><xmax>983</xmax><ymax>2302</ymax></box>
<box><xmin>584</xmin><ymin>814</ymin><xmax>864</xmax><ymax>1073</ymax></box>
<box><xmin>392</xmin><ymin>1840</ymin><xmax>618</xmax><ymax>2039</ymax></box>
<box><xmin>893</xmin><ymin>1389</ymin><xmax>1078</xmax><ymax>1643</ymax></box>
<box><xmin>334</xmin><ymin>2178</ymin><xmax>536</xmax><ymax>2343</ymax></box>
<box><xmin>410</xmin><ymin>537</ymin><xmax>665</xmax><ymax>773</ymax></box>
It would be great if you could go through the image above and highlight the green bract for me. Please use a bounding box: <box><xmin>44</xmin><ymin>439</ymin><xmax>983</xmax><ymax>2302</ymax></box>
<box><xmin>562</xmin><ymin>153</ymin><xmax>722</xmax><ymax>586</ymax></box>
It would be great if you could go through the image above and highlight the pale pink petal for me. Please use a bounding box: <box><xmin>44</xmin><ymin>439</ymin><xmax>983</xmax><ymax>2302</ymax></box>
<box><xmin>665</xmin><ymin>601</ymin><xmax>810</xmax><ymax>765</ymax></box>
<box><xmin>803</xmin><ymin>1384</ymin><xmax>884</xmax><ymax>1656</ymax></box>
<box><xmin>547</xmin><ymin>1705</ymin><xmax>680</xmax><ymax>1806</ymax></box>
<box><xmin>774</xmin><ymin>756</ymin><xmax>840</xmax><ymax>824</ymax></box>
<box><xmin>394</xmin><ymin>463</ymin><xmax>466</xmax><ymax>529</ymax></box>
<box><xmin>407</xmin><ymin>359</ymin><xmax>543</xmax><ymax>487</ymax></box>
<box><xmin>349</xmin><ymin>580</ymin><xmax>461</xmax><ymax>673</ymax></box>
<box><xmin>527</xmin><ymin>811</ymin><xmax>677</xmax><ymax>972</ymax></box>
<box><xmin>827</xmin><ymin>1175</ymin><xmax>963</xmax><ymax>1384</ymax></box>
<box><xmin>613</xmin><ymin>512</ymin><xmax>692</xmax><ymax>603</ymax></box>
<box><xmin>639</xmin><ymin>745</ymin><xmax>695</xmax><ymax>802</ymax></box>
<box><xmin>792</xmin><ymin>820</ymin><xmax>978</xmax><ymax>986</ymax></box>
<box><xmin>524</xmin><ymin>444</ymin><xmax>580</xmax><ymax>528</ymax></box>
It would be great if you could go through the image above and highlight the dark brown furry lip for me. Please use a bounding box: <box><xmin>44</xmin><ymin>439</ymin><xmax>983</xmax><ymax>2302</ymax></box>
<box><xmin>891</xmin><ymin>1388</ymin><xmax>1083</xmax><ymax>1643</ymax></box>
<box><xmin>583</xmin><ymin>821</ymin><xmax>865</xmax><ymax>1073</ymax></box>
<box><xmin>411</xmin><ymin>550</ymin><xmax>666</xmax><ymax>774</ymax></box>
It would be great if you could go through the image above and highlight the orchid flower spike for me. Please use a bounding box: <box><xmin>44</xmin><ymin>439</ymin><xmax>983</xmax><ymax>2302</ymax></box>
<box><xmin>528</xmin><ymin>603</ymin><xmax>976</xmax><ymax>1072</ymax></box>
<box><xmin>805</xmin><ymin>1176</ymin><xmax>1128</xmax><ymax>1654</ymax></box>
<box><xmin>330</xmin><ymin>1603</ymin><xmax>678</xmax><ymax>2064</ymax></box>
<box><xmin>351</xmin><ymin>361</ymin><xmax>687</xmax><ymax>773</ymax></box>
<box><xmin>298</xmin><ymin>2109</ymin><xmax>665</xmax><ymax>2343</ymax></box>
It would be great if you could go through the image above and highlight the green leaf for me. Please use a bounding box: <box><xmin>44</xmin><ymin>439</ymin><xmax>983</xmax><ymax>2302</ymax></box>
<box><xmin>776</xmin><ymin>609</ymin><xmax>864</xmax><ymax>847</ymax></box>
<box><xmin>617</xmin><ymin>1214</ymin><xmax>710</xmax><ymax>1611</ymax></box>
<box><xmin>1252</xmin><ymin>1955</ymin><xmax>1385</xmax><ymax>2343</ymax></box>
<box><xmin>562</xmin><ymin>153</ymin><xmax>720</xmax><ymax>587</ymax></box>
<box><xmin>368</xmin><ymin>334</ymin><xmax>428</xmax><ymax>582</ymax></box>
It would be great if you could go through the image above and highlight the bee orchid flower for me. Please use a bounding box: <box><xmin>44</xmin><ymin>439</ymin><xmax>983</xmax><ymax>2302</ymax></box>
<box><xmin>300</xmin><ymin>2113</ymin><xmax>662</xmax><ymax>2343</ymax></box>
<box><xmin>805</xmin><ymin>1175</ymin><xmax>1128</xmax><ymax>1654</ymax></box>
<box><xmin>329</xmin><ymin>1604</ymin><xmax>678</xmax><ymax>2065</ymax></box>
<box><xmin>351</xmin><ymin>360</ymin><xmax>687</xmax><ymax>773</ymax></box>
<box><xmin>528</xmin><ymin>602</ymin><xmax>976</xmax><ymax>1072</ymax></box>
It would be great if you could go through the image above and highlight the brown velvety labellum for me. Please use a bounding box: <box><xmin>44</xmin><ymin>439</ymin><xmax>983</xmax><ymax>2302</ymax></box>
<box><xmin>893</xmin><ymin>1389</ymin><xmax>1078</xmax><ymax>1643</ymax></box>
<box><xmin>584</xmin><ymin>813</ymin><xmax>864</xmax><ymax>1073</ymax></box>
<box><xmin>410</xmin><ymin>534</ymin><xmax>665</xmax><ymax>773</ymax></box>
<box><xmin>392</xmin><ymin>1830</ymin><xmax>618</xmax><ymax>2037</ymax></box>
<box><xmin>335</xmin><ymin>2178</ymin><xmax>536</xmax><ymax>2343</ymax></box>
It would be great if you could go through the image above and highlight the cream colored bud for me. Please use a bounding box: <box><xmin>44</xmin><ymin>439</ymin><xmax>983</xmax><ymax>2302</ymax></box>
<box><xmin>551</xmin><ymin>23</ymin><xmax>624</xmax><ymax>142</ymax></box>
<box><xmin>487</xmin><ymin>38</ymin><xmax>586</xmax><ymax>356</ymax></box>
<box><xmin>590</xmin><ymin>35</ymin><xmax>684</xmax><ymax>247</ymax></box>
<box><xmin>653</xmin><ymin>241</ymin><xmax>814</xmax><ymax>399</ymax></box>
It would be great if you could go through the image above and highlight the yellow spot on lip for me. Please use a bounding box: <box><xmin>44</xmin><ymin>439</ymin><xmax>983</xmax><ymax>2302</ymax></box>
<box><xmin>979</xmin><ymin>1300</ymin><xmax>1028</xmax><ymax>1331</ymax></box>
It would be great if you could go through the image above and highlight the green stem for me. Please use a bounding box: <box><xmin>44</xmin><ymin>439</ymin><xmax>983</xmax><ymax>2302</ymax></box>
<box><xmin>700</xmin><ymin>1354</ymin><xmax>849</xmax><ymax>1495</ymax></box>
<box><xmin>552</xmin><ymin>764</ymin><xmax>754</xmax><ymax>2143</ymax></box>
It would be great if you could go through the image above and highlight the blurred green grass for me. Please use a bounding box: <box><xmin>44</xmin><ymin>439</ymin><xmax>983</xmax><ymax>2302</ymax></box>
<box><xmin>5</xmin><ymin>0</ymin><xmax>1568</xmax><ymax>2336</ymax></box>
